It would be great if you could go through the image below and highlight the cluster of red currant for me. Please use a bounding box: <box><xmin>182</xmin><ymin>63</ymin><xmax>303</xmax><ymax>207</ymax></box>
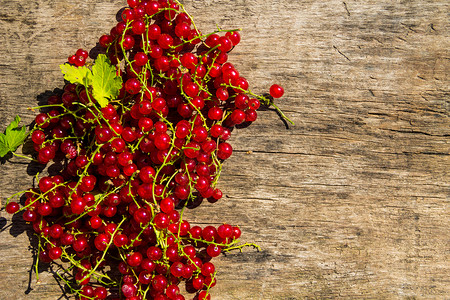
<box><xmin>5</xmin><ymin>0</ymin><xmax>289</xmax><ymax>299</ymax></box>
<box><xmin>68</xmin><ymin>49</ymin><xmax>90</xmax><ymax>67</ymax></box>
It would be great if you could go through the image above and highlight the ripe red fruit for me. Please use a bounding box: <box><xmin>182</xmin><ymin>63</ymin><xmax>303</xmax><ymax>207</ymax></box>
<box><xmin>160</xmin><ymin>197</ymin><xmax>175</xmax><ymax>213</ymax></box>
<box><xmin>184</xmin><ymin>81</ymin><xmax>199</xmax><ymax>97</ymax></box>
<box><xmin>114</xmin><ymin>234</ymin><xmax>129</xmax><ymax>248</ymax></box>
<box><xmin>226</xmin><ymin>31</ymin><xmax>241</xmax><ymax>46</ymax></box>
<box><xmin>121</xmin><ymin>34</ymin><xmax>135</xmax><ymax>50</ymax></box>
<box><xmin>127</xmin><ymin>252</ymin><xmax>143</xmax><ymax>267</ymax></box>
<box><xmin>270</xmin><ymin>84</ymin><xmax>284</xmax><ymax>98</ymax></box>
<box><xmin>152</xmin><ymin>275</ymin><xmax>168</xmax><ymax>292</ymax></box>
<box><xmin>230</xmin><ymin>109</ymin><xmax>246</xmax><ymax>124</ymax></box>
<box><xmin>208</xmin><ymin>107</ymin><xmax>223</xmax><ymax>120</ymax></box>
<box><xmin>5</xmin><ymin>202</ymin><xmax>19</xmax><ymax>214</ymax></box>
<box><xmin>49</xmin><ymin>247</ymin><xmax>62</xmax><ymax>260</ymax></box>
<box><xmin>218</xmin><ymin>36</ymin><xmax>233</xmax><ymax>52</ymax></box>
<box><xmin>217</xmin><ymin>142</ymin><xmax>233</xmax><ymax>160</ymax></box>
<box><xmin>198</xmin><ymin>290</ymin><xmax>211</xmax><ymax>300</ymax></box>
<box><xmin>217</xmin><ymin>224</ymin><xmax>233</xmax><ymax>239</ymax></box>
<box><xmin>125</xmin><ymin>78</ymin><xmax>141</xmax><ymax>94</ymax></box>
<box><xmin>206</xmin><ymin>244</ymin><xmax>222</xmax><ymax>257</ymax></box>
<box><xmin>201</xmin><ymin>262</ymin><xmax>215</xmax><ymax>276</ymax></box>
<box><xmin>147</xmin><ymin>246</ymin><xmax>163</xmax><ymax>261</ymax></box>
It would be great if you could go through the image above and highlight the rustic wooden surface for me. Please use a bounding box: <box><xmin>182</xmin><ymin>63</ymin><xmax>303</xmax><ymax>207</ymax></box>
<box><xmin>0</xmin><ymin>0</ymin><xmax>449</xmax><ymax>299</ymax></box>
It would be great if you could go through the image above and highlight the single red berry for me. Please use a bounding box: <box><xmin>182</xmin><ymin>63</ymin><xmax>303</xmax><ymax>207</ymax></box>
<box><xmin>225</xmin><ymin>31</ymin><xmax>241</xmax><ymax>45</ymax></box>
<box><xmin>184</xmin><ymin>81</ymin><xmax>199</xmax><ymax>97</ymax></box>
<box><xmin>121</xmin><ymin>283</ymin><xmax>137</xmax><ymax>298</ymax></box>
<box><xmin>217</xmin><ymin>142</ymin><xmax>233</xmax><ymax>160</ymax></box>
<box><xmin>232</xmin><ymin>226</ymin><xmax>242</xmax><ymax>239</ymax></box>
<box><xmin>198</xmin><ymin>290</ymin><xmax>211</xmax><ymax>300</ymax></box>
<box><xmin>93</xmin><ymin>286</ymin><xmax>108</xmax><ymax>299</ymax></box>
<box><xmin>202</xmin><ymin>226</ymin><xmax>217</xmax><ymax>242</ymax></box>
<box><xmin>217</xmin><ymin>224</ymin><xmax>233</xmax><ymax>239</ymax></box>
<box><xmin>154</xmin><ymin>212</ymin><xmax>170</xmax><ymax>229</ymax></box>
<box><xmin>152</xmin><ymin>275</ymin><xmax>168</xmax><ymax>292</ymax></box>
<box><xmin>138</xmin><ymin>270</ymin><xmax>152</xmax><ymax>285</ymax></box>
<box><xmin>208</xmin><ymin>107</ymin><xmax>223</xmax><ymax>120</ymax></box>
<box><xmin>49</xmin><ymin>246</ymin><xmax>62</xmax><ymax>260</ymax></box>
<box><xmin>147</xmin><ymin>24</ymin><xmax>161</xmax><ymax>40</ymax></box>
<box><xmin>147</xmin><ymin>246</ymin><xmax>163</xmax><ymax>261</ymax></box>
<box><xmin>94</xmin><ymin>233</ymin><xmax>110</xmax><ymax>251</ymax></box>
<box><xmin>205</xmin><ymin>34</ymin><xmax>219</xmax><ymax>48</ymax></box>
<box><xmin>216</xmin><ymin>87</ymin><xmax>229</xmax><ymax>101</ymax></box>
<box><xmin>114</xmin><ymin>234</ymin><xmax>129</xmax><ymax>248</ymax></box>
<box><xmin>270</xmin><ymin>84</ymin><xmax>284</xmax><ymax>98</ymax></box>
<box><xmin>132</xmin><ymin>19</ymin><xmax>146</xmax><ymax>35</ymax></box>
<box><xmin>170</xmin><ymin>261</ymin><xmax>184</xmax><ymax>277</ymax></box>
<box><xmin>166</xmin><ymin>284</ymin><xmax>181</xmax><ymax>299</ymax></box>
<box><xmin>160</xmin><ymin>197</ymin><xmax>175</xmax><ymax>214</ymax></box>
<box><xmin>31</xmin><ymin>130</ymin><xmax>45</xmax><ymax>145</ymax></box>
<box><xmin>206</xmin><ymin>244</ymin><xmax>222</xmax><ymax>258</ymax></box>
<box><xmin>121</xmin><ymin>34</ymin><xmax>135</xmax><ymax>50</ymax></box>
<box><xmin>157</xmin><ymin>33</ymin><xmax>173</xmax><ymax>49</ymax></box>
<box><xmin>5</xmin><ymin>202</ymin><xmax>20</xmax><ymax>214</ymax></box>
<box><xmin>201</xmin><ymin>262</ymin><xmax>215</xmax><ymax>276</ymax></box>
<box><xmin>230</xmin><ymin>109</ymin><xmax>246</xmax><ymax>124</ymax></box>
<box><xmin>127</xmin><ymin>252</ymin><xmax>143</xmax><ymax>267</ymax></box>
<box><xmin>246</xmin><ymin>109</ymin><xmax>258</xmax><ymax>122</ymax></box>
<box><xmin>125</xmin><ymin>78</ymin><xmax>141</xmax><ymax>95</ymax></box>
<box><xmin>121</xmin><ymin>8</ymin><xmax>135</xmax><ymax>22</ymax></box>
<box><xmin>192</xmin><ymin>275</ymin><xmax>204</xmax><ymax>290</ymax></box>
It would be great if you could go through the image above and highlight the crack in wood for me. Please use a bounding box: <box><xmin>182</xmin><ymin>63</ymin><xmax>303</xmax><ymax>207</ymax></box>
<box><xmin>342</xmin><ymin>2</ymin><xmax>350</xmax><ymax>16</ymax></box>
<box><xmin>402</xmin><ymin>151</ymin><xmax>449</xmax><ymax>156</ymax></box>
<box><xmin>381</xmin><ymin>128</ymin><xmax>450</xmax><ymax>137</ymax></box>
<box><xmin>333</xmin><ymin>45</ymin><xmax>351</xmax><ymax>61</ymax></box>
<box><xmin>401</xmin><ymin>22</ymin><xmax>418</xmax><ymax>33</ymax></box>
<box><xmin>233</xmin><ymin>149</ymin><xmax>335</xmax><ymax>157</ymax></box>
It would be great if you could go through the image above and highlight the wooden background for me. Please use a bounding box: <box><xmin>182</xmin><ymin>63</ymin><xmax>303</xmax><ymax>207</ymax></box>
<box><xmin>0</xmin><ymin>0</ymin><xmax>449</xmax><ymax>299</ymax></box>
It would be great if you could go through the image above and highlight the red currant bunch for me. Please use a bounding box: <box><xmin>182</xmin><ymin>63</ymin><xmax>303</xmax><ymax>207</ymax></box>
<box><xmin>68</xmin><ymin>48</ymin><xmax>89</xmax><ymax>67</ymax></box>
<box><xmin>4</xmin><ymin>0</ymin><xmax>291</xmax><ymax>299</ymax></box>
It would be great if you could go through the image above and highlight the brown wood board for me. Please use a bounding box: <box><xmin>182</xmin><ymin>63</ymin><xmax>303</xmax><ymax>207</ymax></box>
<box><xmin>0</xmin><ymin>0</ymin><xmax>448</xmax><ymax>299</ymax></box>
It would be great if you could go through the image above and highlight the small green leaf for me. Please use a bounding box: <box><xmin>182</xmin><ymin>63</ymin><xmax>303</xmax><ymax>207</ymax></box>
<box><xmin>6</xmin><ymin>116</ymin><xmax>27</xmax><ymax>151</ymax></box>
<box><xmin>60</xmin><ymin>63</ymin><xmax>92</xmax><ymax>86</ymax></box>
<box><xmin>6</xmin><ymin>115</ymin><xmax>21</xmax><ymax>133</ymax></box>
<box><xmin>0</xmin><ymin>134</ymin><xmax>9</xmax><ymax>157</ymax></box>
<box><xmin>91</xmin><ymin>54</ymin><xmax>123</xmax><ymax>108</ymax></box>
<box><xmin>0</xmin><ymin>115</ymin><xmax>28</xmax><ymax>158</ymax></box>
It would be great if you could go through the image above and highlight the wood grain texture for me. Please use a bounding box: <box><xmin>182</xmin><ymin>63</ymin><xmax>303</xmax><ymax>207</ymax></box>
<box><xmin>0</xmin><ymin>0</ymin><xmax>449</xmax><ymax>299</ymax></box>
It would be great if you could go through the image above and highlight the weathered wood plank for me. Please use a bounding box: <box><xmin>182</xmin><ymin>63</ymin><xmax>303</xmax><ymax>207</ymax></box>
<box><xmin>0</xmin><ymin>0</ymin><xmax>449</xmax><ymax>299</ymax></box>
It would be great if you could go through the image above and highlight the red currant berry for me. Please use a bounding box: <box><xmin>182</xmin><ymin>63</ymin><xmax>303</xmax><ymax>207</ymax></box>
<box><xmin>152</xmin><ymin>275</ymin><xmax>168</xmax><ymax>292</ymax></box>
<box><xmin>134</xmin><ymin>52</ymin><xmax>148</xmax><ymax>66</ymax></box>
<box><xmin>217</xmin><ymin>142</ymin><xmax>233</xmax><ymax>160</ymax></box>
<box><xmin>198</xmin><ymin>290</ymin><xmax>211</xmax><ymax>300</ymax></box>
<box><xmin>125</xmin><ymin>78</ymin><xmax>141</xmax><ymax>95</ymax></box>
<box><xmin>201</xmin><ymin>262</ymin><xmax>215</xmax><ymax>276</ymax></box>
<box><xmin>270</xmin><ymin>84</ymin><xmax>284</xmax><ymax>98</ymax></box>
<box><xmin>127</xmin><ymin>252</ymin><xmax>143</xmax><ymax>267</ymax></box>
<box><xmin>225</xmin><ymin>31</ymin><xmax>241</xmax><ymax>45</ymax></box>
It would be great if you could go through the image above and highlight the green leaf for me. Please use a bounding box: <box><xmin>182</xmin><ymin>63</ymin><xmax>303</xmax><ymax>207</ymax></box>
<box><xmin>5</xmin><ymin>115</ymin><xmax>21</xmax><ymax>133</ymax></box>
<box><xmin>6</xmin><ymin>115</ymin><xmax>27</xmax><ymax>151</ymax></box>
<box><xmin>0</xmin><ymin>115</ymin><xmax>28</xmax><ymax>158</ymax></box>
<box><xmin>60</xmin><ymin>63</ymin><xmax>92</xmax><ymax>86</ymax></box>
<box><xmin>91</xmin><ymin>54</ymin><xmax>122</xmax><ymax>108</ymax></box>
<box><xmin>0</xmin><ymin>134</ymin><xmax>9</xmax><ymax>157</ymax></box>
